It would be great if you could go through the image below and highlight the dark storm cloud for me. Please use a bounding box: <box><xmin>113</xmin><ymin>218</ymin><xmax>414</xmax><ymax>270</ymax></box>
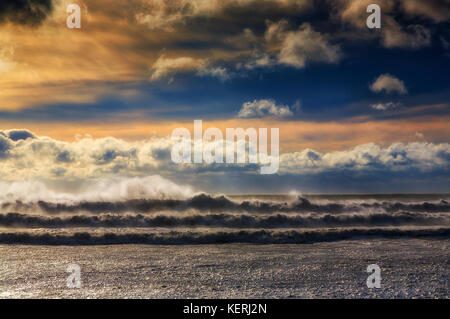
<box><xmin>0</xmin><ymin>0</ymin><xmax>53</xmax><ymax>26</ymax></box>
<box><xmin>56</xmin><ymin>150</ymin><xmax>74</xmax><ymax>163</ymax></box>
<box><xmin>7</xmin><ymin>129</ymin><xmax>36</xmax><ymax>141</ymax></box>
<box><xmin>0</xmin><ymin>129</ymin><xmax>35</xmax><ymax>159</ymax></box>
<box><xmin>0</xmin><ymin>135</ymin><xmax>12</xmax><ymax>159</ymax></box>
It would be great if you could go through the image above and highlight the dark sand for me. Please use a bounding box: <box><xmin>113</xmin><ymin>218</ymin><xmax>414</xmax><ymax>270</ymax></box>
<box><xmin>1</xmin><ymin>238</ymin><xmax>448</xmax><ymax>298</ymax></box>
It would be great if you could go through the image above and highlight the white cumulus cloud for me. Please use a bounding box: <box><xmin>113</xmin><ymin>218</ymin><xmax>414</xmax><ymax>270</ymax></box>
<box><xmin>237</xmin><ymin>99</ymin><xmax>294</xmax><ymax>118</ymax></box>
<box><xmin>150</xmin><ymin>55</ymin><xmax>206</xmax><ymax>81</ymax></box>
<box><xmin>370</xmin><ymin>74</ymin><xmax>407</xmax><ymax>95</ymax></box>
<box><xmin>371</xmin><ymin>101</ymin><xmax>400</xmax><ymax>111</ymax></box>
<box><xmin>0</xmin><ymin>130</ymin><xmax>448</xmax><ymax>183</ymax></box>
<box><xmin>277</xmin><ymin>23</ymin><xmax>342</xmax><ymax>68</ymax></box>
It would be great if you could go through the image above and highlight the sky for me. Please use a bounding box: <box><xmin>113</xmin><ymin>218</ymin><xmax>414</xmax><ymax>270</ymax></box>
<box><xmin>0</xmin><ymin>0</ymin><xmax>449</xmax><ymax>194</ymax></box>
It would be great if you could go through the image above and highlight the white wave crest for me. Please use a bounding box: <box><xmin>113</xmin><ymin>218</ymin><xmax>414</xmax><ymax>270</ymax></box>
<box><xmin>0</xmin><ymin>175</ymin><xmax>195</xmax><ymax>204</ymax></box>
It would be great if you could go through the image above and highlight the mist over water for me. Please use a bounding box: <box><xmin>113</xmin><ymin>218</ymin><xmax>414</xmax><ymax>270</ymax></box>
<box><xmin>0</xmin><ymin>175</ymin><xmax>195</xmax><ymax>203</ymax></box>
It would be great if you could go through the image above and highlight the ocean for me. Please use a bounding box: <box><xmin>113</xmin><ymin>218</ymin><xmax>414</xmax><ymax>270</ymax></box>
<box><xmin>0</xmin><ymin>193</ymin><xmax>449</xmax><ymax>298</ymax></box>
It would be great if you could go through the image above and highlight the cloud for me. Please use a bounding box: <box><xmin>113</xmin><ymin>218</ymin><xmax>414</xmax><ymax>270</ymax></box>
<box><xmin>0</xmin><ymin>0</ymin><xmax>53</xmax><ymax>26</ymax></box>
<box><xmin>0</xmin><ymin>55</ymin><xmax>15</xmax><ymax>73</ymax></box>
<box><xmin>415</xmin><ymin>132</ymin><xmax>425</xmax><ymax>139</ymax></box>
<box><xmin>265</xmin><ymin>19</ymin><xmax>290</xmax><ymax>42</ymax></box>
<box><xmin>277</xmin><ymin>23</ymin><xmax>342</xmax><ymax>68</ymax></box>
<box><xmin>371</xmin><ymin>102</ymin><xmax>400</xmax><ymax>111</ymax></box>
<box><xmin>242</xmin><ymin>51</ymin><xmax>277</xmax><ymax>70</ymax></box>
<box><xmin>135</xmin><ymin>0</ymin><xmax>312</xmax><ymax>31</ymax></box>
<box><xmin>382</xmin><ymin>18</ymin><xmax>431</xmax><ymax>49</ymax></box>
<box><xmin>135</xmin><ymin>0</ymin><xmax>200</xmax><ymax>31</ymax></box>
<box><xmin>0</xmin><ymin>130</ymin><xmax>173</xmax><ymax>180</ymax></box>
<box><xmin>336</xmin><ymin>0</ymin><xmax>394</xmax><ymax>29</ymax></box>
<box><xmin>237</xmin><ymin>99</ymin><xmax>294</xmax><ymax>118</ymax></box>
<box><xmin>334</xmin><ymin>0</ymin><xmax>433</xmax><ymax>49</ymax></box>
<box><xmin>401</xmin><ymin>0</ymin><xmax>450</xmax><ymax>23</ymax></box>
<box><xmin>56</xmin><ymin>150</ymin><xmax>74</xmax><ymax>163</ymax></box>
<box><xmin>0</xmin><ymin>130</ymin><xmax>448</xmax><ymax>193</ymax></box>
<box><xmin>244</xmin><ymin>20</ymin><xmax>341</xmax><ymax>70</ymax></box>
<box><xmin>150</xmin><ymin>55</ymin><xmax>206</xmax><ymax>81</ymax></box>
<box><xmin>0</xmin><ymin>0</ymin><xmax>447</xmax><ymax>112</ymax></box>
<box><xmin>0</xmin><ymin>42</ymin><xmax>16</xmax><ymax>74</ymax></box>
<box><xmin>280</xmin><ymin>142</ymin><xmax>450</xmax><ymax>174</ymax></box>
<box><xmin>6</xmin><ymin>129</ymin><xmax>36</xmax><ymax>141</ymax></box>
<box><xmin>0</xmin><ymin>135</ymin><xmax>12</xmax><ymax>159</ymax></box>
<box><xmin>197</xmin><ymin>66</ymin><xmax>230</xmax><ymax>82</ymax></box>
<box><xmin>0</xmin><ymin>130</ymin><xmax>36</xmax><ymax>158</ymax></box>
<box><xmin>148</xmin><ymin>19</ymin><xmax>342</xmax><ymax>81</ymax></box>
<box><xmin>370</xmin><ymin>74</ymin><xmax>407</xmax><ymax>95</ymax></box>
<box><xmin>150</xmin><ymin>55</ymin><xmax>230</xmax><ymax>81</ymax></box>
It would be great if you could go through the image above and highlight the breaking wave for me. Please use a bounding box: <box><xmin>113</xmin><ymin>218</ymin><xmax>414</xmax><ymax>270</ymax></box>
<box><xmin>0</xmin><ymin>176</ymin><xmax>195</xmax><ymax>204</ymax></box>
<box><xmin>3</xmin><ymin>194</ymin><xmax>449</xmax><ymax>214</ymax></box>
<box><xmin>1</xmin><ymin>211</ymin><xmax>448</xmax><ymax>228</ymax></box>
<box><xmin>1</xmin><ymin>177</ymin><xmax>448</xmax><ymax>245</ymax></box>
<box><xmin>0</xmin><ymin>228</ymin><xmax>448</xmax><ymax>245</ymax></box>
